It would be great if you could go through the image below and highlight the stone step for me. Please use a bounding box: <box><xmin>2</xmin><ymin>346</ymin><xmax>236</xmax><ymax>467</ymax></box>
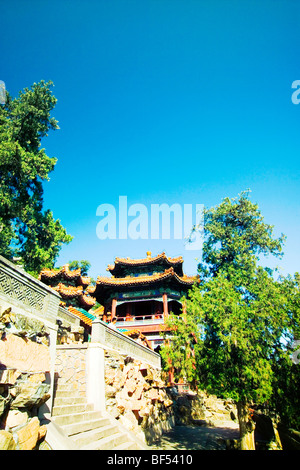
<box><xmin>62</xmin><ymin>417</ymin><xmax>111</xmax><ymax>437</ymax></box>
<box><xmin>54</xmin><ymin>382</ymin><xmax>83</xmax><ymax>395</ymax></box>
<box><xmin>54</xmin><ymin>381</ymin><xmax>75</xmax><ymax>391</ymax></box>
<box><xmin>80</xmin><ymin>431</ymin><xmax>129</xmax><ymax>451</ymax></box>
<box><xmin>71</xmin><ymin>423</ymin><xmax>120</xmax><ymax>448</ymax></box>
<box><xmin>53</xmin><ymin>409</ymin><xmax>102</xmax><ymax>427</ymax></box>
<box><xmin>114</xmin><ymin>441</ymin><xmax>140</xmax><ymax>450</ymax></box>
<box><xmin>52</xmin><ymin>376</ymin><xmax>145</xmax><ymax>451</ymax></box>
<box><xmin>52</xmin><ymin>403</ymin><xmax>94</xmax><ymax>417</ymax></box>
<box><xmin>53</xmin><ymin>396</ymin><xmax>86</xmax><ymax>407</ymax></box>
<box><xmin>54</xmin><ymin>389</ymin><xmax>80</xmax><ymax>398</ymax></box>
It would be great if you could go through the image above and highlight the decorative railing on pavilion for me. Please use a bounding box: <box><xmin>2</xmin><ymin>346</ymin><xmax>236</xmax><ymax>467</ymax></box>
<box><xmin>115</xmin><ymin>314</ymin><xmax>164</xmax><ymax>327</ymax></box>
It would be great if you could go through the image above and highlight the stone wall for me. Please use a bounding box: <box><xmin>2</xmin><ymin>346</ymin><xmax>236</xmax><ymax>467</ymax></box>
<box><xmin>0</xmin><ymin>312</ymin><xmax>53</xmax><ymax>449</ymax></box>
<box><xmin>0</xmin><ymin>256</ymin><xmax>61</xmax><ymax>450</ymax></box>
<box><xmin>54</xmin><ymin>344</ymin><xmax>88</xmax><ymax>397</ymax></box>
<box><xmin>104</xmin><ymin>350</ymin><xmax>175</xmax><ymax>444</ymax></box>
<box><xmin>168</xmin><ymin>388</ymin><xmax>237</xmax><ymax>426</ymax></box>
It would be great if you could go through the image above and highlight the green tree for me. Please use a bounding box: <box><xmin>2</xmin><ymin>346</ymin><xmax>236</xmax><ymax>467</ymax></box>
<box><xmin>68</xmin><ymin>260</ymin><xmax>91</xmax><ymax>276</ymax></box>
<box><xmin>185</xmin><ymin>191</ymin><xmax>299</xmax><ymax>449</ymax></box>
<box><xmin>160</xmin><ymin>312</ymin><xmax>199</xmax><ymax>386</ymax></box>
<box><xmin>269</xmin><ymin>273</ymin><xmax>300</xmax><ymax>430</ymax></box>
<box><xmin>0</xmin><ymin>80</ymin><xmax>72</xmax><ymax>274</ymax></box>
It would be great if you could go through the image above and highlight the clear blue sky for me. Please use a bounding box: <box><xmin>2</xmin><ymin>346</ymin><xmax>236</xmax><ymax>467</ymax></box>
<box><xmin>1</xmin><ymin>0</ymin><xmax>300</xmax><ymax>279</ymax></box>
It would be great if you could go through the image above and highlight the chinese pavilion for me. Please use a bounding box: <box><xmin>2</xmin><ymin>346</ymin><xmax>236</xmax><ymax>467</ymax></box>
<box><xmin>39</xmin><ymin>264</ymin><xmax>96</xmax><ymax>311</ymax></box>
<box><xmin>89</xmin><ymin>252</ymin><xmax>196</xmax><ymax>351</ymax></box>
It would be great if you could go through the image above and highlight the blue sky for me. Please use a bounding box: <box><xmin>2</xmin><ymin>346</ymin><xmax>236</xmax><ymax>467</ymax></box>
<box><xmin>1</xmin><ymin>0</ymin><xmax>300</xmax><ymax>279</ymax></box>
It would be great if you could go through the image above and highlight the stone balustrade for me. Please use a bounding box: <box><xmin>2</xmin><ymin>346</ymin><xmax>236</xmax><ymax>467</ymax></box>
<box><xmin>91</xmin><ymin>318</ymin><xmax>161</xmax><ymax>369</ymax></box>
<box><xmin>0</xmin><ymin>255</ymin><xmax>60</xmax><ymax>326</ymax></box>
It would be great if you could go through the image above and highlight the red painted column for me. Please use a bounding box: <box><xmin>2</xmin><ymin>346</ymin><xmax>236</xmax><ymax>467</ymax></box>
<box><xmin>163</xmin><ymin>293</ymin><xmax>168</xmax><ymax>321</ymax></box>
<box><xmin>111</xmin><ymin>298</ymin><xmax>117</xmax><ymax>319</ymax></box>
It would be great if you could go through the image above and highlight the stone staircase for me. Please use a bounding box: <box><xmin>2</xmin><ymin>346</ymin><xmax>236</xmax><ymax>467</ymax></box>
<box><xmin>51</xmin><ymin>380</ymin><xmax>147</xmax><ymax>450</ymax></box>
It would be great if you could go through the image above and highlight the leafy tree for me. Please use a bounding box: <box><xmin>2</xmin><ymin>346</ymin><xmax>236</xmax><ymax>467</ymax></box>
<box><xmin>196</xmin><ymin>189</ymin><xmax>285</xmax><ymax>283</ymax></box>
<box><xmin>184</xmin><ymin>191</ymin><xmax>299</xmax><ymax>449</ymax></box>
<box><xmin>269</xmin><ymin>273</ymin><xmax>300</xmax><ymax>430</ymax></box>
<box><xmin>0</xmin><ymin>80</ymin><xmax>72</xmax><ymax>274</ymax></box>
<box><xmin>160</xmin><ymin>312</ymin><xmax>199</xmax><ymax>386</ymax></box>
<box><xmin>68</xmin><ymin>260</ymin><xmax>91</xmax><ymax>276</ymax></box>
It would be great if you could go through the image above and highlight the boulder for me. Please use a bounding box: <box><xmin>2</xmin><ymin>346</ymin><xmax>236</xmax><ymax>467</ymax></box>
<box><xmin>0</xmin><ymin>393</ymin><xmax>11</xmax><ymax>417</ymax></box>
<box><xmin>5</xmin><ymin>409</ymin><xmax>29</xmax><ymax>429</ymax></box>
<box><xmin>124</xmin><ymin>378</ymin><xmax>137</xmax><ymax>395</ymax></box>
<box><xmin>146</xmin><ymin>388</ymin><xmax>159</xmax><ymax>401</ymax></box>
<box><xmin>105</xmin><ymin>385</ymin><xmax>117</xmax><ymax>398</ymax></box>
<box><xmin>163</xmin><ymin>398</ymin><xmax>173</xmax><ymax>408</ymax></box>
<box><xmin>105</xmin><ymin>369</ymin><xmax>116</xmax><ymax>385</ymax></box>
<box><xmin>116</xmin><ymin>397</ymin><xmax>127</xmax><ymax>414</ymax></box>
<box><xmin>0</xmin><ymin>369</ymin><xmax>21</xmax><ymax>385</ymax></box>
<box><xmin>132</xmin><ymin>383</ymin><xmax>144</xmax><ymax>400</ymax></box>
<box><xmin>11</xmin><ymin>382</ymin><xmax>50</xmax><ymax>409</ymax></box>
<box><xmin>28</xmin><ymin>373</ymin><xmax>46</xmax><ymax>383</ymax></box>
<box><xmin>38</xmin><ymin>424</ymin><xmax>47</xmax><ymax>441</ymax></box>
<box><xmin>128</xmin><ymin>398</ymin><xmax>147</xmax><ymax>411</ymax></box>
<box><xmin>0</xmin><ymin>430</ymin><xmax>16</xmax><ymax>450</ymax></box>
<box><xmin>0</xmin><ymin>334</ymin><xmax>50</xmax><ymax>372</ymax></box>
<box><xmin>15</xmin><ymin>417</ymin><xmax>40</xmax><ymax>450</ymax></box>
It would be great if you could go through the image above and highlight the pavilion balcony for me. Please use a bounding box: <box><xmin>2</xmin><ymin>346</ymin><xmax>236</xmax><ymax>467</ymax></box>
<box><xmin>115</xmin><ymin>314</ymin><xmax>164</xmax><ymax>327</ymax></box>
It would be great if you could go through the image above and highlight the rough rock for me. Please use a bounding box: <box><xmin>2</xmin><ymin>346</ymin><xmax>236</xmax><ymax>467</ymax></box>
<box><xmin>10</xmin><ymin>382</ymin><xmax>50</xmax><ymax>409</ymax></box>
<box><xmin>28</xmin><ymin>373</ymin><xmax>46</xmax><ymax>383</ymax></box>
<box><xmin>0</xmin><ymin>369</ymin><xmax>21</xmax><ymax>385</ymax></box>
<box><xmin>15</xmin><ymin>417</ymin><xmax>41</xmax><ymax>450</ymax></box>
<box><xmin>0</xmin><ymin>393</ymin><xmax>11</xmax><ymax>417</ymax></box>
<box><xmin>38</xmin><ymin>424</ymin><xmax>47</xmax><ymax>441</ymax></box>
<box><xmin>0</xmin><ymin>430</ymin><xmax>16</xmax><ymax>450</ymax></box>
<box><xmin>6</xmin><ymin>409</ymin><xmax>30</xmax><ymax>429</ymax></box>
<box><xmin>0</xmin><ymin>334</ymin><xmax>50</xmax><ymax>372</ymax></box>
<box><xmin>0</xmin><ymin>308</ymin><xmax>51</xmax><ymax>450</ymax></box>
<box><xmin>167</xmin><ymin>388</ymin><xmax>237</xmax><ymax>427</ymax></box>
<box><xmin>104</xmin><ymin>351</ymin><xmax>175</xmax><ymax>444</ymax></box>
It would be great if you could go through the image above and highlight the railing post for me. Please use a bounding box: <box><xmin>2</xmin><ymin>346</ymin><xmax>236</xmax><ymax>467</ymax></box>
<box><xmin>90</xmin><ymin>317</ymin><xmax>106</xmax><ymax>344</ymax></box>
<box><xmin>86</xmin><ymin>319</ymin><xmax>106</xmax><ymax>412</ymax></box>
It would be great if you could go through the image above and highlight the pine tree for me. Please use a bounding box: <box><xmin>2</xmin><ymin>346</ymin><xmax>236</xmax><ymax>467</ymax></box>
<box><xmin>0</xmin><ymin>80</ymin><xmax>72</xmax><ymax>274</ymax></box>
<box><xmin>185</xmin><ymin>191</ymin><xmax>299</xmax><ymax>449</ymax></box>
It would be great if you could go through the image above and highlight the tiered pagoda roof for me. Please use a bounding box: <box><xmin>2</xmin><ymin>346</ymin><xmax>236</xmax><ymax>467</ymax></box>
<box><xmin>90</xmin><ymin>252</ymin><xmax>197</xmax><ymax>305</ymax></box>
<box><xmin>107</xmin><ymin>251</ymin><xmax>184</xmax><ymax>276</ymax></box>
<box><xmin>39</xmin><ymin>264</ymin><xmax>96</xmax><ymax>311</ymax></box>
<box><xmin>39</xmin><ymin>265</ymin><xmax>91</xmax><ymax>285</ymax></box>
<box><xmin>90</xmin><ymin>267</ymin><xmax>194</xmax><ymax>289</ymax></box>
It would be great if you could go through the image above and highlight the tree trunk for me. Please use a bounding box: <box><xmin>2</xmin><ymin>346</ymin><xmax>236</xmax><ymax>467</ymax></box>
<box><xmin>237</xmin><ymin>401</ymin><xmax>256</xmax><ymax>450</ymax></box>
<box><xmin>269</xmin><ymin>417</ymin><xmax>282</xmax><ymax>450</ymax></box>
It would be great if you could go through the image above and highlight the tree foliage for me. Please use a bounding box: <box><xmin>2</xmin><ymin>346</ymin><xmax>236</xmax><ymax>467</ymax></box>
<box><xmin>169</xmin><ymin>190</ymin><xmax>299</xmax><ymax>448</ymax></box>
<box><xmin>160</xmin><ymin>312</ymin><xmax>199</xmax><ymax>385</ymax></box>
<box><xmin>196</xmin><ymin>189</ymin><xmax>285</xmax><ymax>283</ymax></box>
<box><xmin>68</xmin><ymin>260</ymin><xmax>91</xmax><ymax>277</ymax></box>
<box><xmin>0</xmin><ymin>80</ymin><xmax>72</xmax><ymax>274</ymax></box>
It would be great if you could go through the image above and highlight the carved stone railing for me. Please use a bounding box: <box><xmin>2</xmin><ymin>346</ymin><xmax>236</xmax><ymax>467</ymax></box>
<box><xmin>0</xmin><ymin>255</ymin><xmax>60</xmax><ymax>325</ymax></box>
<box><xmin>0</xmin><ymin>255</ymin><xmax>62</xmax><ymax>419</ymax></box>
<box><xmin>57</xmin><ymin>306</ymin><xmax>81</xmax><ymax>329</ymax></box>
<box><xmin>91</xmin><ymin>319</ymin><xmax>161</xmax><ymax>369</ymax></box>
